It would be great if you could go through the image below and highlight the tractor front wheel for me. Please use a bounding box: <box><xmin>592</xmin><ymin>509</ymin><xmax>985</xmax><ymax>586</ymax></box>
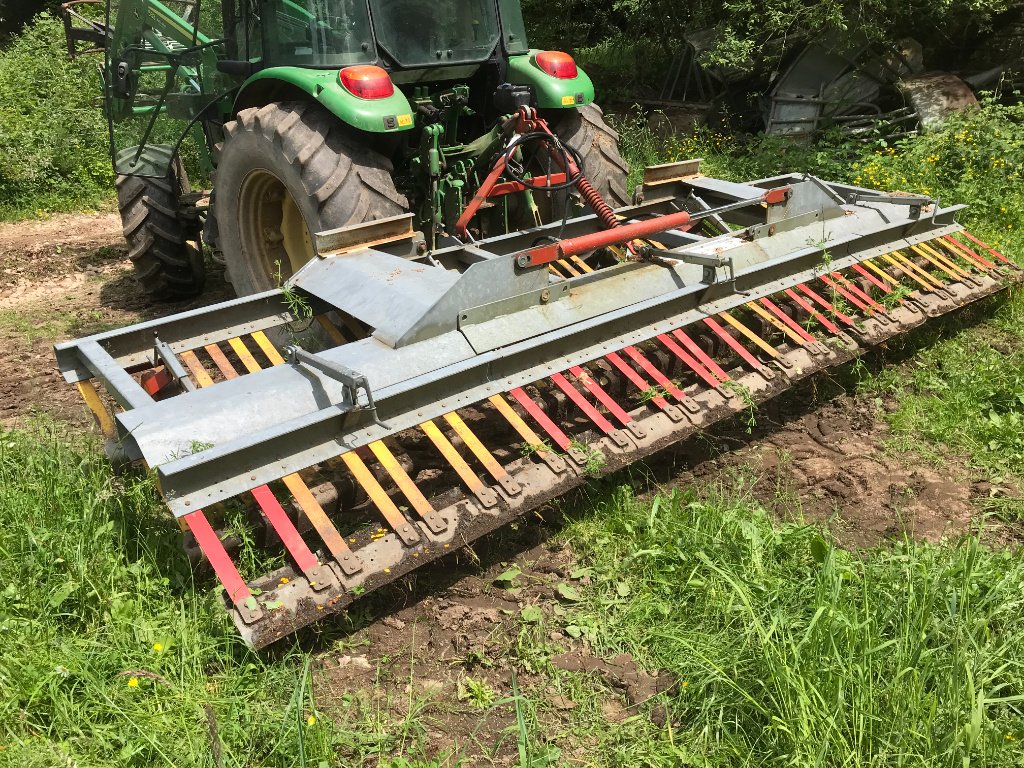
<box><xmin>116</xmin><ymin>155</ymin><xmax>205</xmax><ymax>301</ymax></box>
<box><xmin>215</xmin><ymin>101</ymin><xmax>406</xmax><ymax>295</ymax></box>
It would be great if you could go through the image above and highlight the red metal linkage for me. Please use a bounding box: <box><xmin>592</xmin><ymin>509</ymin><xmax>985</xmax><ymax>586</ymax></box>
<box><xmin>657</xmin><ymin>333</ymin><xmax>721</xmax><ymax>388</ymax></box>
<box><xmin>550</xmin><ymin>373</ymin><xmax>616</xmax><ymax>434</ymax></box>
<box><xmin>509</xmin><ymin>387</ymin><xmax>573</xmax><ymax>451</ymax></box>
<box><xmin>959</xmin><ymin>230</ymin><xmax>1010</xmax><ymax>264</ymax></box>
<box><xmin>249</xmin><ymin>485</ymin><xmax>321</xmax><ymax>576</ymax></box>
<box><xmin>522</xmin><ymin>210</ymin><xmax>694</xmax><ymax>267</ymax></box>
<box><xmin>671</xmin><ymin>329</ymin><xmax>730</xmax><ymax>382</ymax></box>
<box><xmin>604</xmin><ymin>352</ymin><xmax>671</xmax><ymax>410</ymax></box>
<box><xmin>818</xmin><ymin>275</ymin><xmax>873</xmax><ymax>314</ymax></box>
<box><xmin>622</xmin><ymin>346</ymin><xmax>685</xmax><ymax>400</ymax></box>
<box><xmin>488</xmin><ymin>173</ymin><xmax>567</xmax><ymax>198</ymax></box>
<box><xmin>850</xmin><ymin>263</ymin><xmax>895</xmax><ymax>295</ymax></box>
<box><xmin>759</xmin><ymin>297</ymin><xmax>816</xmax><ymax>343</ymax></box>
<box><xmin>183</xmin><ymin>510</ymin><xmax>252</xmax><ymax>606</ymax></box>
<box><xmin>829</xmin><ymin>272</ymin><xmax>883</xmax><ymax>311</ymax></box>
<box><xmin>702</xmin><ymin>317</ymin><xmax>764</xmax><ymax>369</ymax></box>
<box><xmin>796</xmin><ymin>284</ymin><xmax>855</xmax><ymax>326</ymax></box>
<box><xmin>784</xmin><ymin>288</ymin><xmax>840</xmax><ymax>333</ymax></box>
<box><xmin>943</xmin><ymin>234</ymin><xmax>996</xmax><ymax>269</ymax></box>
<box><xmin>568</xmin><ymin>365</ymin><xmax>633</xmax><ymax>426</ymax></box>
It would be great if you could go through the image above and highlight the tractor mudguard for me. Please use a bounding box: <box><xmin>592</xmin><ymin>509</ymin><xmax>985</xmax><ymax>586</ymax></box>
<box><xmin>235</xmin><ymin>67</ymin><xmax>416</xmax><ymax>134</ymax></box>
<box><xmin>506</xmin><ymin>53</ymin><xmax>595</xmax><ymax>109</ymax></box>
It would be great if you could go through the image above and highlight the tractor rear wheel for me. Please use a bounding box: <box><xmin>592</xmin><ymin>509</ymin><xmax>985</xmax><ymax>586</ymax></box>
<box><xmin>215</xmin><ymin>101</ymin><xmax>406</xmax><ymax>296</ymax></box>
<box><xmin>116</xmin><ymin>156</ymin><xmax>205</xmax><ymax>301</ymax></box>
<box><xmin>555</xmin><ymin>103</ymin><xmax>630</xmax><ymax>207</ymax></box>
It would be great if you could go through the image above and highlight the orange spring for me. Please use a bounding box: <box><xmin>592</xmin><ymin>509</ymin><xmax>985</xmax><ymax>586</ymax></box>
<box><xmin>576</xmin><ymin>175</ymin><xmax>619</xmax><ymax>231</ymax></box>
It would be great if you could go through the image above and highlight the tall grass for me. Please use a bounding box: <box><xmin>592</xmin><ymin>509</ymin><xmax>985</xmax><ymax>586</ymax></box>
<box><xmin>557</xmin><ymin>483</ymin><xmax>1024</xmax><ymax>766</ymax></box>
<box><xmin>0</xmin><ymin>423</ymin><xmax>425</xmax><ymax>767</ymax></box>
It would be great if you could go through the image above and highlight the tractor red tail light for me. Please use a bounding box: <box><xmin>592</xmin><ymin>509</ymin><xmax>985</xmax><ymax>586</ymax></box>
<box><xmin>339</xmin><ymin>65</ymin><xmax>395</xmax><ymax>99</ymax></box>
<box><xmin>535</xmin><ymin>50</ymin><xmax>578</xmax><ymax>79</ymax></box>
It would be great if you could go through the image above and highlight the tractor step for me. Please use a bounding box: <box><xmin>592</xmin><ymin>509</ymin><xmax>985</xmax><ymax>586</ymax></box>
<box><xmin>55</xmin><ymin>165</ymin><xmax>1019</xmax><ymax>647</ymax></box>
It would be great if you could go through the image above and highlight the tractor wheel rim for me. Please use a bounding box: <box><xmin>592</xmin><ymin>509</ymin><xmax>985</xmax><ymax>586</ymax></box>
<box><xmin>238</xmin><ymin>169</ymin><xmax>314</xmax><ymax>284</ymax></box>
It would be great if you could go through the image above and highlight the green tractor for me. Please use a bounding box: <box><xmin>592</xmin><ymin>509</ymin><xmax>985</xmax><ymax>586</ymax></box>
<box><xmin>63</xmin><ymin>0</ymin><xmax>628</xmax><ymax>300</ymax></box>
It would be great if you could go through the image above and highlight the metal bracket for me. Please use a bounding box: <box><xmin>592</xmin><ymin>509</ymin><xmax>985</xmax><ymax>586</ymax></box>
<box><xmin>153</xmin><ymin>335</ymin><xmax>195</xmax><ymax>392</ymax></box>
<box><xmin>847</xmin><ymin>193</ymin><xmax>933</xmax><ymax>218</ymax></box>
<box><xmin>286</xmin><ymin>347</ymin><xmax>388</xmax><ymax>428</ymax></box>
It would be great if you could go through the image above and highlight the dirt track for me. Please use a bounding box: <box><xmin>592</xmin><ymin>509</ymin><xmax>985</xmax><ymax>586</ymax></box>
<box><xmin>0</xmin><ymin>212</ymin><xmax>1007</xmax><ymax>762</ymax></box>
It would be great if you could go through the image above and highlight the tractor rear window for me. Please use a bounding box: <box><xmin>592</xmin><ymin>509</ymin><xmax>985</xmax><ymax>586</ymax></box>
<box><xmin>368</xmin><ymin>0</ymin><xmax>501</xmax><ymax>68</ymax></box>
<box><xmin>265</xmin><ymin>0</ymin><xmax>375</xmax><ymax>67</ymax></box>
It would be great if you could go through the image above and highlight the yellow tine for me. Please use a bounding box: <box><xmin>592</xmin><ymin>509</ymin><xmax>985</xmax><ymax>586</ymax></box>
<box><xmin>180</xmin><ymin>349</ymin><xmax>215</xmax><ymax>388</ymax></box>
<box><xmin>340</xmin><ymin>452</ymin><xmax>417</xmax><ymax>540</ymax></box>
<box><xmin>443</xmin><ymin>412</ymin><xmax>516</xmax><ymax>488</ymax></box>
<box><xmin>548</xmin><ymin>263</ymin><xmax>569</xmax><ymax>279</ymax></box>
<box><xmin>914</xmin><ymin>242</ymin><xmax>969</xmax><ymax>278</ymax></box>
<box><xmin>879</xmin><ymin>253</ymin><xmax>933</xmax><ymax>290</ymax></box>
<box><xmin>719</xmin><ymin>310</ymin><xmax>779</xmax><ymax>358</ymax></box>
<box><xmin>862</xmin><ymin>259</ymin><xmax>902</xmax><ymax>287</ymax></box>
<box><xmin>556</xmin><ymin>259</ymin><xmax>582</xmax><ymax>277</ymax></box>
<box><xmin>488</xmin><ymin>394</ymin><xmax>549</xmax><ymax>454</ymax></box>
<box><xmin>317</xmin><ymin>316</ymin><xmax>348</xmax><ymax>346</ymax></box>
<box><xmin>419</xmin><ymin>419</ymin><xmax>488</xmax><ymax>495</ymax></box>
<box><xmin>225</xmin><ymin>338</ymin><xmax>360</xmax><ymax>557</ymax></box>
<box><xmin>204</xmin><ymin>344</ymin><xmax>238</xmax><ymax>378</ymax></box>
<box><xmin>745</xmin><ymin>301</ymin><xmax>805</xmax><ymax>345</ymax></box>
<box><xmin>368</xmin><ymin>441</ymin><xmax>436</xmax><ymax>521</ymax></box>
<box><xmin>893</xmin><ymin>250</ymin><xmax>945</xmax><ymax>288</ymax></box>
<box><xmin>569</xmin><ymin>255</ymin><xmax>594</xmax><ymax>273</ymax></box>
<box><xmin>76</xmin><ymin>380</ymin><xmax>115</xmax><ymax>438</ymax></box>
<box><xmin>227</xmin><ymin>336</ymin><xmax>262</xmax><ymax>374</ymax></box>
<box><xmin>281</xmin><ymin>473</ymin><xmax>357</xmax><ymax>563</ymax></box>
<box><xmin>251</xmin><ymin>330</ymin><xmax>286</xmax><ymax>365</ymax></box>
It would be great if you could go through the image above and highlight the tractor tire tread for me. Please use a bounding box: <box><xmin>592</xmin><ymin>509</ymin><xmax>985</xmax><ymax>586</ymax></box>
<box><xmin>115</xmin><ymin>162</ymin><xmax>204</xmax><ymax>301</ymax></box>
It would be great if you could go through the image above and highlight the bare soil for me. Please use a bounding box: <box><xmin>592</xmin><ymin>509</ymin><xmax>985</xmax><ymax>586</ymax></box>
<box><xmin>0</xmin><ymin>211</ymin><xmax>232</xmax><ymax>426</ymax></box>
<box><xmin>0</xmin><ymin>212</ymin><xmax>1012</xmax><ymax>764</ymax></box>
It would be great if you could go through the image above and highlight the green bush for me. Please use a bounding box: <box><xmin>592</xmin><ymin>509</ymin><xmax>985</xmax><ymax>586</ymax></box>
<box><xmin>0</xmin><ymin>13</ymin><xmax>114</xmax><ymax>219</ymax></box>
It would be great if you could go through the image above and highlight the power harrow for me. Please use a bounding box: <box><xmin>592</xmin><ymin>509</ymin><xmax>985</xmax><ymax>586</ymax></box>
<box><xmin>56</xmin><ymin>127</ymin><xmax>1019</xmax><ymax>647</ymax></box>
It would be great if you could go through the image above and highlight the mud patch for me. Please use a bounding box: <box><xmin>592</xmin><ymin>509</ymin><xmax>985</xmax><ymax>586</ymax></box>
<box><xmin>0</xmin><ymin>212</ymin><xmax>232</xmax><ymax>427</ymax></box>
<box><xmin>680</xmin><ymin>394</ymin><xmax>981</xmax><ymax>547</ymax></box>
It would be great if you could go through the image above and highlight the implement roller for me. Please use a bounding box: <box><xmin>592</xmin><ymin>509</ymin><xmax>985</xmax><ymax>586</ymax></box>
<box><xmin>57</xmin><ymin>138</ymin><xmax>1019</xmax><ymax>646</ymax></box>
<box><xmin>56</xmin><ymin>0</ymin><xmax>1017</xmax><ymax>648</ymax></box>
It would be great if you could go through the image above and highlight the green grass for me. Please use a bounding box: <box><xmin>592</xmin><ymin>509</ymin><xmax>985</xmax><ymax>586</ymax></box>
<box><xmin>542</xmin><ymin>481</ymin><xmax>1024</xmax><ymax>766</ymax></box>
<box><xmin>0</xmin><ymin>423</ymin><xmax>444</xmax><ymax>767</ymax></box>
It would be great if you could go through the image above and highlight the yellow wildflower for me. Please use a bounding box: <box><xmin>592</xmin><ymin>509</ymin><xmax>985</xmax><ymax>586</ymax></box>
<box><xmin>127</xmin><ymin>677</ymin><xmax>139</xmax><ymax>688</ymax></box>
<box><xmin>152</xmin><ymin>642</ymin><xmax>163</xmax><ymax>653</ymax></box>
<box><xmin>307</xmin><ymin>714</ymin><xmax>316</xmax><ymax>726</ymax></box>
